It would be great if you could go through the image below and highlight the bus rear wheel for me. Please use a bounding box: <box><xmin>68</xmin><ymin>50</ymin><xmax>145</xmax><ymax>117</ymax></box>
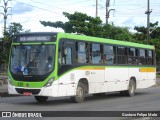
<box><xmin>71</xmin><ymin>83</ymin><xmax>86</xmax><ymax>103</ymax></box>
<box><xmin>121</xmin><ymin>79</ymin><xmax>136</xmax><ymax>97</ymax></box>
<box><xmin>34</xmin><ymin>96</ymin><xmax>48</xmax><ymax>103</ymax></box>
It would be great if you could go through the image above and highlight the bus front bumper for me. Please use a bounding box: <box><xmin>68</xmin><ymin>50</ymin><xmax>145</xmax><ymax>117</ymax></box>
<box><xmin>8</xmin><ymin>83</ymin><xmax>76</xmax><ymax>97</ymax></box>
<box><xmin>8</xmin><ymin>84</ymin><xmax>58</xmax><ymax>97</ymax></box>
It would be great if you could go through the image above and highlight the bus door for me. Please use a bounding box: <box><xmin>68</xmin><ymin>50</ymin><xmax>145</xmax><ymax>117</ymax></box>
<box><xmin>58</xmin><ymin>39</ymin><xmax>76</xmax><ymax>96</ymax></box>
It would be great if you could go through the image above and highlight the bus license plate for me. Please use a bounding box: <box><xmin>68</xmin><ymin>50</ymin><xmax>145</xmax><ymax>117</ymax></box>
<box><xmin>23</xmin><ymin>92</ymin><xmax>32</xmax><ymax>96</ymax></box>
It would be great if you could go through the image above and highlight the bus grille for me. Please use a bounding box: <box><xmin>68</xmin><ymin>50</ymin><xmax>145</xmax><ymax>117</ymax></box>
<box><xmin>15</xmin><ymin>88</ymin><xmax>41</xmax><ymax>95</ymax></box>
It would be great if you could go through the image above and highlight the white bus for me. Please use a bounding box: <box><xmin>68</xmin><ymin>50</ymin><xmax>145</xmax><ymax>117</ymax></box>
<box><xmin>8</xmin><ymin>32</ymin><xmax>156</xmax><ymax>103</ymax></box>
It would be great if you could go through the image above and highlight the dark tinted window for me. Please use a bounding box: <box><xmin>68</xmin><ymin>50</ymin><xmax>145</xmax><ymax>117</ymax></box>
<box><xmin>103</xmin><ymin>45</ymin><xmax>116</xmax><ymax>64</ymax></box>
<box><xmin>128</xmin><ymin>48</ymin><xmax>139</xmax><ymax>65</ymax></box>
<box><xmin>76</xmin><ymin>42</ymin><xmax>88</xmax><ymax>63</ymax></box>
<box><xmin>117</xmin><ymin>46</ymin><xmax>127</xmax><ymax>64</ymax></box>
<box><xmin>91</xmin><ymin>44</ymin><xmax>101</xmax><ymax>64</ymax></box>
<box><xmin>139</xmin><ymin>49</ymin><xmax>146</xmax><ymax>65</ymax></box>
<box><xmin>147</xmin><ymin>50</ymin><xmax>154</xmax><ymax>65</ymax></box>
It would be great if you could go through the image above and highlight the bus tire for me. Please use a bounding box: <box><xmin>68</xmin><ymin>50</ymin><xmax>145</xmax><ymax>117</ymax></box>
<box><xmin>125</xmin><ymin>79</ymin><xmax>136</xmax><ymax>97</ymax></box>
<box><xmin>34</xmin><ymin>96</ymin><xmax>48</xmax><ymax>103</ymax></box>
<box><xmin>71</xmin><ymin>82</ymin><xmax>86</xmax><ymax>103</ymax></box>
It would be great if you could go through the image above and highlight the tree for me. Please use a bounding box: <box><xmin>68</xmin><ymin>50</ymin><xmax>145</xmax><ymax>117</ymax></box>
<box><xmin>40</xmin><ymin>12</ymin><xmax>160</xmax><ymax>63</ymax></box>
<box><xmin>102</xmin><ymin>23</ymin><xmax>132</xmax><ymax>41</ymax></box>
<box><xmin>0</xmin><ymin>22</ymin><xmax>25</xmax><ymax>69</ymax></box>
<box><xmin>133</xmin><ymin>21</ymin><xmax>160</xmax><ymax>63</ymax></box>
<box><xmin>40</xmin><ymin>12</ymin><xmax>132</xmax><ymax>41</ymax></box>
<box><xmin>133</xmin><ymin>21</ymin><xmax>159</xmax><ymax>44</ymax></box>
<box><xmin>40</xmin><ymin>12</ymin><xmax>103</xmax><ymax>37</ymax></box>
<box><xmin>5</xmin><ymin>22</ymin><xmax>23</xmax><ymax>40</ymax></box>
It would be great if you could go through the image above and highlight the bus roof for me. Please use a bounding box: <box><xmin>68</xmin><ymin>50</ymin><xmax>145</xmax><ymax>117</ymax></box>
<box><xmin>58</xmin><ymin>32</ymin><xmax>154</xmax><ymax>50</ymax></box>
<box><xmin>13</xmin><ymin>32</ymin><xmax>154</xmax><ymax>50</ymax></box>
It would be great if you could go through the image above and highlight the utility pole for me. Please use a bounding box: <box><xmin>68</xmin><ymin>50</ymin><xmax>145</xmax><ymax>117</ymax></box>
<box><xmin>0</xmin><ymin>0</ymin><xmax>12</xmax><ymax>39</ymax></box>
<box><xmin>106</xmin><ymin>0</ymin><xmax>115</xmax><ymax>24</ymax></box>
<box><xmin>145</xmin><ymin>0</ymin><xmax>152</xmax><ymax>44</ymax></box>
<box><xmin>96</xmin><ymin>0</ymin><xmax>98</xmax><ymax>17</ymax></box>
<box><xmin>106</xmin><ymin>0</ymin><xmax>109</xmax><ymax>23</ymax></box>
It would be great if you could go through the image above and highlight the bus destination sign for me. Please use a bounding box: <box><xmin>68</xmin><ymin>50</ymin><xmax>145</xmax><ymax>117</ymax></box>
<box><xmin>13</xmin><ymin>33</ymin><xmax>57</xmax><ymax>42</ymax></box>
<box><xmin>19</xmin><ymin>36</ymin><xmax>51</xmax><ymax>42</ymax></box>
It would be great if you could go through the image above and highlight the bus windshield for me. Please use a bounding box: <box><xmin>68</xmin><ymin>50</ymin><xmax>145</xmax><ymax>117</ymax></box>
<box><xmin>10</xmin><ymin>45</ymin><xmax>55</xmax><ymax>76</ymax></box>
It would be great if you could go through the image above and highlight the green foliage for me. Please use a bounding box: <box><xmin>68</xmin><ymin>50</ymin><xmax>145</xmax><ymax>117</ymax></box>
<box><xmin>133</xmin><ymin>21</ymin><xmax>160</xmax><ymax>43</ymax></box>
<box><xmin>40</xmin><ymin>12</ymin><xmax>132</xmax><ymax>41</ymax></box>
<box><xmin>40</xmin><ymin>12</ymin><xmax>103</xmax><ymax>37</ymax></box>
<box><xmin>6</xmin><ymin>22</ymin><xmax>23</xmax><ymax>39</ymax></box>
<box><xmin>151</xmin><ymin>38</ymin><xmax>160</xmax><ymax>64</ymax></box>
<box><xmin>133</xmin><ymin>21</ymin><xmax>160</xmax><ymax>63</ymax></box>
<box><xmin>40</xmin><ymin>12</ymin><xmax>160</xmax><ymax>64</ymax></box>
<box><xmin>0</xmin><ymin>22</ymin><xmax>24</xmax><ymax>67</ymax></box>
<box><xmin>102</xmin><ymin>23</ymin><xmax>132</xmax><ymax>41</ymax></box>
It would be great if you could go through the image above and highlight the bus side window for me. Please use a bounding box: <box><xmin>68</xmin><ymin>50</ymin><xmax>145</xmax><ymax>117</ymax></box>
<box><xmin>103</xmin><ymin>45</ymin><xmax>115</xmax><ymax>65</ymax></box>
<box><xmin>62</xmin><ymin>47</ymin><xmax>72</xmax><ymax>64</ymax></box>
<box><xmin>91</xmin><ymin>43</ymin><xmax>101</xmax><ymax>64</ymax></box>
<box><xmin>117</xmin><ymin>46</ymin><xmax>127</xmax><ymax>64</ymax></box>
<box><xmin>148</xmin><ymin>50</ymin><xmax>153</xmax><ymax>65</ymax></box>
<box><xmin>66</xmin><ymin>48</ymin><xmax>72</xmax><ymax>64</ymax></box>
<box><xmin>76</xmin><ymin>42</ymin><xmax>90</xmax><ymax>64</ymax></box>
<box><xmin>139</xmin><ymin>49</ymin><xmax>146</xmax><ymax>65</ymax></box>
<box><xmin>128</xmin><ymin>48</ymin><xmax>139</xmax><ymax>65</ymax></box>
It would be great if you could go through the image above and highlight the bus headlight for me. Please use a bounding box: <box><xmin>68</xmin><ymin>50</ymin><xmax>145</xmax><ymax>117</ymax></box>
<box><xmin>8</xmin><ymin>76</ymin><xmax>14</xmax><ymax>86</ymax></box>
<box><xmin>44</xmin><ymin>78</ymin><xmax>54</xmax><ymax>87</ymax></box>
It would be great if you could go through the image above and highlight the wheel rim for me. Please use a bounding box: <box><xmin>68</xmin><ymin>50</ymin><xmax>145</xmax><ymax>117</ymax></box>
<box><xmin>76</xmin><ymin>86</ymin><xmax>83</xmax><ymax>98</ymax></box>
<box><xmin>129</xmin><ymin>83</ymin><xmax>134</xmax><ymax>94</ymax></box>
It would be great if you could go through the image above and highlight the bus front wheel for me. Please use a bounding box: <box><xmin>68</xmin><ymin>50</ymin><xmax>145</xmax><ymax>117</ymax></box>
<box><xmin>71</xmin><ymin>83</ymin><xmax>86</xmax><ymax>103</ymax></box>
<box><xmin>34</xmin><ymin>96</ymin><xmax>48</xmax><ymax>103</ymax></box>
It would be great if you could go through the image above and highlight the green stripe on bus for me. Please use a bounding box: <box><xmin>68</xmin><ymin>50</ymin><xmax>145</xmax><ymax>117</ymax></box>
<box><xmin>58</xmin><ymin>65</ymin><xmax>156</xmax><ymax>79</ymax></box>
<box><xmin>57</xmin><ymin>33</ymin><xmax>154</xmax><ymax>49</ymax></box>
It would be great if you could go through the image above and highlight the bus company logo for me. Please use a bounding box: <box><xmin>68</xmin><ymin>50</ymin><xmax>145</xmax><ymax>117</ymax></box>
<box><xmin>2</xmin><ymin>112</ymin><xmax>11</xmax><ymax>117</ymax></box>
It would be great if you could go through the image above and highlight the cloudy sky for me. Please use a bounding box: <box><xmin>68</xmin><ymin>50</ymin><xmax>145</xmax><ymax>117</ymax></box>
<box><xmin>0</xmin><ymin>0</ymin><xmax>159</xmax><ymax>37</ymax></box>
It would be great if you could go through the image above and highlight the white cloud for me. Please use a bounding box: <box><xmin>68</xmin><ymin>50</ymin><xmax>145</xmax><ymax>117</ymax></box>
<box><xmin>12</xmin><ymin>2</ymin><xmax>33</xmax><ymax>15</ymax></box>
